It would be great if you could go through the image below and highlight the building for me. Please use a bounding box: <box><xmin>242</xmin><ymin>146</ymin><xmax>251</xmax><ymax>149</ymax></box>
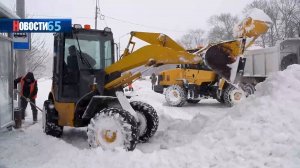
<box><xmin>0</xmin><ymin>2</ymin><xmax>19</xmax><ymax>129</ymax></box>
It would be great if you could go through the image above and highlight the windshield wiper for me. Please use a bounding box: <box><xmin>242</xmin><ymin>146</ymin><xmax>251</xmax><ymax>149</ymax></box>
<box><xmin>74</xmin><ymin>33</ymin><xmax>94</xmax><ymax>71</ymax></box>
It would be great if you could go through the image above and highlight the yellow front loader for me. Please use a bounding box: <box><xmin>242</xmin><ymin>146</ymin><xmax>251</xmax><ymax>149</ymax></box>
<box><xmin>42</xmin><ymin>15</ymin><xmax>270</xmax><ymax>151</ymax></box>
<box><xmin>153</xmin><ymin>17</ymin><xmax>272</xmax><ymax>107</ymax></box>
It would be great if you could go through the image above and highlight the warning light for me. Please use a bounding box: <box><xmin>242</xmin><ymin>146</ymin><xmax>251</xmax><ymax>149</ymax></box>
<box><xmin>84</xmin><ymin>24</ymin><xmax>91</xmax><ymax>30</ymax></box>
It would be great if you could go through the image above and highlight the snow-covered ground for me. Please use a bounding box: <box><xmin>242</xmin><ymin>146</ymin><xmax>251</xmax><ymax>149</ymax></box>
<box><xmin>1</xmin><ymin>65</ymin><xmax>300</xmax><ymax>168</ymax></box>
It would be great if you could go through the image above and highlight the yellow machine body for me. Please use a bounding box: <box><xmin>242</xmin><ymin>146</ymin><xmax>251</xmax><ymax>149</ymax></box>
<box><xmin>159</xmin><ymin>68</ymin><xmax>217</xmax><ymax>86</ymax></box>
<box><xmin>54</xmin><ymin>100</ymin><xmax>75</xmax><ymax>126</ymax></box>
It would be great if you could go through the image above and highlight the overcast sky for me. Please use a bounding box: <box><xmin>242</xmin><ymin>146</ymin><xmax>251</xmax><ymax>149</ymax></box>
<box><xmin>2</xmin><ymin>0</ymin><xmax>254</xmax><ymax>50</ymax></box>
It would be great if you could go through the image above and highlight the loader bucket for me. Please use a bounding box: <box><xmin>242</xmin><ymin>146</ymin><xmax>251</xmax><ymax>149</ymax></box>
<box><xmin>234</xmin><ymin>17</ymin><xmax>271</xmax><ymax>39</ymax></box>
<box><xmin>205</xmin><ymin>40</ymin><xmax>243</xmax><ymax>82</ymax></box>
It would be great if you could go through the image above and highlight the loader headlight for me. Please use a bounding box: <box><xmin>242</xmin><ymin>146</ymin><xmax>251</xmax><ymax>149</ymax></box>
<box><xmin>73</xmin><ymin>24</ymin><xmax>82</xmax><ymax>29</ymax></box>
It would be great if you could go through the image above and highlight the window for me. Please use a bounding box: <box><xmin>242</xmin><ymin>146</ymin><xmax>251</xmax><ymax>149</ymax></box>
<box><xmin>64</xmin><ymin>33</ymin><xmax>113</xmax><ymax>70</ymax></box>
<box><xmin>0</xmin><ymin>36</ymin><xmax>13</xmax><ymax>128</ymax></box>
<box><xmin>64</xmin><ymin>34</ymin><xmax>101</xmax><ymax>70</ymax></box>
<box><xmin>104</xmin><ymin>40</ymin><xmax>112</xmax><ymax>68</ymax></box>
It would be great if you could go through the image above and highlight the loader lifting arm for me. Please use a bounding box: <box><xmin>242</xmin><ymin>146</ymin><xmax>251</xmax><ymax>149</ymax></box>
<box><xmin>105</xmin><ymin>32</ymin><xmax>202</xmax><ymax>75</ymax></box>
<box><xmin>104</xmin><ymin>32</ymin><xmax>202</xmax><ymax>90</ymax></box>
<box><xmin>104</xmin><ymin>16</ymin><xmax>271</xmax><ymax>90</ymax></box>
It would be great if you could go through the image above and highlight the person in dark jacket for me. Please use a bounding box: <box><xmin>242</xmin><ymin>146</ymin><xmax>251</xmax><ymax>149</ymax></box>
<box><xmin>67</xmin><ymin>45</ymin><xmax>96</xmax><ymax>71</ymax></box>
<box><xmin>150</xmin><ymin>73</ymin><xmax>157</xmax><ymax>90</ymax></box>
<box><xmin>14</xmin><ymin>72</ymin><xmax>38</xmax><ymax>122</ymax></box>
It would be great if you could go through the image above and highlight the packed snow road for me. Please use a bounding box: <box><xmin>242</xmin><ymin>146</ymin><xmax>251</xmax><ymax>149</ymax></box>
<box><xmin>1</xmin><ymin>65</ymin><xmax>300</xmax><ymax>168</ymax></box>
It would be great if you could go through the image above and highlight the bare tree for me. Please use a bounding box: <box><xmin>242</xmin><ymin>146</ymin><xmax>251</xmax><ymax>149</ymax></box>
<box><xmin>207</xmin><ymin>13</ymin><xmax>239</xmax><ymax>42</ymax></box>
<box><xmin>292</xmin><ymin>0</ymin><xmax>300</xmax><ymax>37</ymax></box>
<box><xmin>178</xmin><ymin>29</ymin><xmax>206</xmax><ymax>49</ymax></box>
<box><xmin>275</xmin><ymin>0</ymin><xmax>299</xmax><ymax>38</ymax></box>
<box><xmin>246</xmin><ymin>0</ymin><xmax>300</xmax><ymax>47</ymax></box>
<box><xmin>24</xmin><ymin>34</ymin><xmax>50</xmax><ymax>79</ymax></box>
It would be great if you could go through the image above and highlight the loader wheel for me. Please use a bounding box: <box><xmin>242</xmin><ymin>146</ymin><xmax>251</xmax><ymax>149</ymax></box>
<box><xmin>130</xmin><ymin>101</ymin><xmax>159</xmax><ymax>143</ymax></box>
<box><xmin>165</xmin><ymin>85</ymin><xmax>187</xmax><ymax>107</ymax></box>
<box><xmin>42</xmin><ymin>100</ymin><xmax>63</xmax><ymax>137</ymax></box>
<box><xmin>87</xmin><ymin>108</ymin><xmax>138</xmax><ymax>151</ymax></box>
<box><xmin>186</xmin><ymin>99</ymin><xmax>200</xmax><ymax>104</ymax></box>
<box><xmin>241</xmin><ymin>83</ymin><xmax>255</xmax><ymax>96</ymax></box>
<box><xmin>223</xmin><ymin>85</ymin><xmax>246</xmax><ymax>107</ymax></box>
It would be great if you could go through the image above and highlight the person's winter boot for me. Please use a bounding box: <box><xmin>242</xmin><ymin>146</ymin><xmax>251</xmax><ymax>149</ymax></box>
<box><xmin>33</xmin><ymin>110</ymin><xmax>37</xmax><ymax>123</ymax></box>
<box><xmin>21</xmin><ymin>110</ymin><xmax>25</xmax><ymax>120</ymax></box>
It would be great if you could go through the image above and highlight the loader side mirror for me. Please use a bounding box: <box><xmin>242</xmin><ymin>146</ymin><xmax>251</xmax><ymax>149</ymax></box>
<box><xmin>114</xmin><ymin>43</ymin><xmax>119</xmax><ymax>61</ymax></box>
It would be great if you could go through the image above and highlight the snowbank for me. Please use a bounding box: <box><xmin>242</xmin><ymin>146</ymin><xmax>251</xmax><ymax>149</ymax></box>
<box><xmin>1</xmin><ymin>65</ymin><xmax>300</xmax><ymax>168</ymax></box>
<box><xmin>194</xmin><ymin>65</ymin><xmax>300</xmax><ymax>167</ymax></box>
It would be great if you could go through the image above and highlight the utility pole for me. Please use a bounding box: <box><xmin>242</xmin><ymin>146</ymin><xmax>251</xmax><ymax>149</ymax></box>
<box><xmin>16</xmin><ymin>0</ymin><xmax>26</xmax><ymax>77</ymax></box>
<box><xmin>95</xmin><ymin>0</ymin><xmax>99</xmax><ymax>29</ymax></box>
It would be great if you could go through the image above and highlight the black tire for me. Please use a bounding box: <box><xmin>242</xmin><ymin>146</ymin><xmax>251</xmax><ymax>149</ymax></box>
<box><xmin>130</xmin><ymin>101</ymin><xmax>159</xmax><ymax>143</ymax></box>
<box><xmin>216</xmin><ymin>95</ymin><xmax>225</xmax><ymax>104</ymax></box>
<box><xmin>43</xmin><ymin>100</ymin><xmax>63</xmax><ymax>137</ymax></box>
<box><xmin>281</xmin><ymin>54</ymin><xmax>298</xmax><ymax>70</ymax></box>
<box><xmin>165</xmin><ymin>85</ymin><xmax>187</xmax><ymax>107</ymax></box>
<box><xmin>216</xmin><ymin>84</ymin><xmax>226</xmax><ymax>104</ymax></box>
<box><xmin>186</xmin><ymin>99</ymin><xmax>200</xmax><ymax>104</ymax></box>
<box><xmin>223</xmin><ymin>85</ymin><xmax>245</xmax><ymax>107</ymax></box>
<box><xmin>87</xmin><ymin>108</ymin><xmax>138</xmax><ymax>151</ymax></box>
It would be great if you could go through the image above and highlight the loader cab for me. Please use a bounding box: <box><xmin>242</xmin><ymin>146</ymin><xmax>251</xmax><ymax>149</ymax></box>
<box><xmin>53</xmin><ymin>26</ymin><xmax>115</xmax><ymax>102</ymax></box>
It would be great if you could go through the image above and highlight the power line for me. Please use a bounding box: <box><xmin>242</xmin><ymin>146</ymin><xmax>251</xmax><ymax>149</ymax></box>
<box><xmin>104</xmin><ymin>15</ymin><xmax>185</xmax><ymax>33</ymax></box>
<box><xmin>30</xmin><ymin>14</ymin><xmax>185</xmax><ymax>33</ymax></box>
<box><xmin>30</xmin><ymin>14</ymin><xmax>92</xmax><ymax>19</ymax></box>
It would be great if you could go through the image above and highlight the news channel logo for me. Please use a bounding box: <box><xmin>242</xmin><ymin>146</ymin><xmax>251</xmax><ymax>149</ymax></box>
<box><xmin>0</xmin><ymin>19</ymin><xmax>72</xmax><ymax>32</ymax></box>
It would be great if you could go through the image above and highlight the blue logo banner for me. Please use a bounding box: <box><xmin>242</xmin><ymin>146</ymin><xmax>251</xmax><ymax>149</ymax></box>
<box><xmin>0</xmin><ymin>19</ymin><xmax>72</xmax><ymax>32</ymax></box>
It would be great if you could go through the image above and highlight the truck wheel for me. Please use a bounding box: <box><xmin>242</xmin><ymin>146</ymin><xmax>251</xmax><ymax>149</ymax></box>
<box><xmin>165</xmin><ymin>85</ymin><xmax>187</xmax><ymax>107</ymax></box>
<box><xmin>87</xmin><ymin>108</ymin><xmax>138</xmax><ymax>151</ymax></box>
<box><xmin>42</xmin><ymin>100</ymin><xmax>63</xmax><ymax>137</ymax></box>
<box><xmin>130</xmin><ymin>101</ymin><xmax>159</xmax><ymax>143</ymax></box>
<box><xmin>186</xmin><ymin>99</ymin><xmax>200</xmax><ymax>104</ymax></box>
<box><xmin>223</xmin><ymin>85</ymin><xmax>246</xmax><ymax>107</ymax></box>
<box><xmin>281</xmin><ymin>54</ymin><xmax>298</xmax><ymax>70</ymax></box>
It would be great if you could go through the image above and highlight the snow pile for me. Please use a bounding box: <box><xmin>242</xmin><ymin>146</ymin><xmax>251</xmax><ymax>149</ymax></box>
<box><xmin>246</xmin><ymin>8</ymin><xmax>273</xmax><ymax>24</ymax></box>
<box><xmin>1</xmin><ymin>66</ymin><xmax>300</xmax><ymax>168</ymax></box>
<box><xmin>195</xmin><ymin>65</ymin><xmax>300</xmax><ymax>167</ymax></box>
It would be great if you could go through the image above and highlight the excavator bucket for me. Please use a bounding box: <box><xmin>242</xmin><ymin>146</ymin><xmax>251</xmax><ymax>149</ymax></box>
<box><xmin>205</xmin><ymin>40</ymin><xmax>244</xmax><ymax>83</ymax></box>
<box><xmin>205</xmin><ymin>10</ymin><xmax>272</xmax><ymax>83</ymax></box>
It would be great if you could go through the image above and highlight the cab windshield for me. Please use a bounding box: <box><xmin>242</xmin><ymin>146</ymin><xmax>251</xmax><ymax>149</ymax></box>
<box><xmin>64</xmin><ymin>32</ymin><xmax>113</xmax><ymax>70</ymax></box>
